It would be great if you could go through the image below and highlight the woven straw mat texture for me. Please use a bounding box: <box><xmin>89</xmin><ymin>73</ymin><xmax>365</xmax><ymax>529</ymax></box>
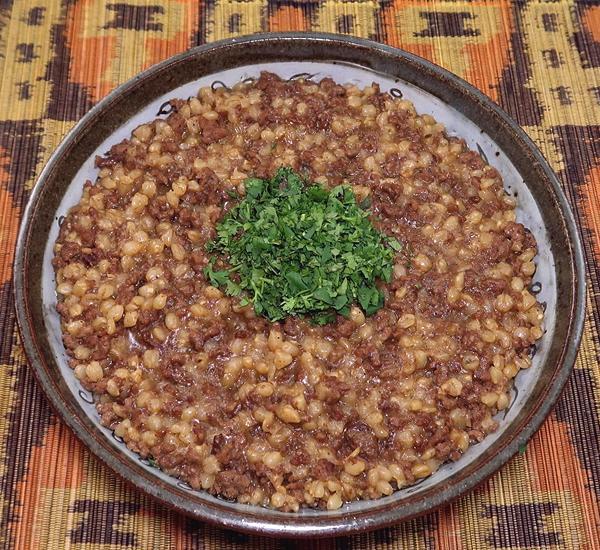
<box><xmin>1</xmin><ymin>0</ymin><xmax>599</xmax><ymax>548</ymax></box>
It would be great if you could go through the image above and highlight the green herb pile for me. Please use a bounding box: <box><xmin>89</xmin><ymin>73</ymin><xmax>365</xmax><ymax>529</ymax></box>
<box><xmin>204</xmin><ymin>168</ymin><xmax>401</xmax><ymax>324</ymax></box>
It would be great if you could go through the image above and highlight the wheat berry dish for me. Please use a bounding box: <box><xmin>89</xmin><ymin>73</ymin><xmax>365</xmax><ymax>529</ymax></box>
<box><xmin>52</xmin><ymin>72</ymin><xmax>545</xmax><ymax>512</ymax></box>
<box><xmin>15</xmin><ymin>33</ymin><xmax>585</xmax><ymax>536</ymax></box>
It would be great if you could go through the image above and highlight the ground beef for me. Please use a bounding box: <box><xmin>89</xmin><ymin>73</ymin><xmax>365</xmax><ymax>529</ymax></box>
<box><xmin>338</xmin><ymin>421</ymin><xmax>380</xmax><ymax>460</ymax></box>
<box><xmin>213</xmin><ymin>470</ymin><xmax>251</xmax><ymax>500</ymax></box>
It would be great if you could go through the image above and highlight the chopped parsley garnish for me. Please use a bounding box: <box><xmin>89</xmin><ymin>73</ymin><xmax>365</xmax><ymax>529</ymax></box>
<box><xmin>204</xmin><ymin>168</ymin><xmax>401</xmax><ymax>324</ymax></box>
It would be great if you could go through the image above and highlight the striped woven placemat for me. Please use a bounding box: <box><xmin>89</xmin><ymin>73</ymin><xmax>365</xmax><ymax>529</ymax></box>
<box><xmin>1</xmin><ymin>1</ymin><xmax>599</xmax><ymax>548</ymax></box>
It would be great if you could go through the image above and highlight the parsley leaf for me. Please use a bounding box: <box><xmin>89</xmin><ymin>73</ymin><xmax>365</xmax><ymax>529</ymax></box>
<box><xmin>204</xmin><ymin>168</ymin><xmax>400</xmax><ymax>323</ymax></box>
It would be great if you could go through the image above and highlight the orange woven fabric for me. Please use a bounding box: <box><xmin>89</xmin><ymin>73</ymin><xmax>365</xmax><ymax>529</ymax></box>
<box><xmin>1</xmin><ymin>1</ymin><xmax>599</xmax><ymax>548</ymax></box>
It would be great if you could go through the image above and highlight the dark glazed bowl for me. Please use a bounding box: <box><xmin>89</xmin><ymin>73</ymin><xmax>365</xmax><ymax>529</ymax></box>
<box><xmin>14</xmin><ymin>33</ymin><xmax>585</xmax><ymax>537</ymax></box>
